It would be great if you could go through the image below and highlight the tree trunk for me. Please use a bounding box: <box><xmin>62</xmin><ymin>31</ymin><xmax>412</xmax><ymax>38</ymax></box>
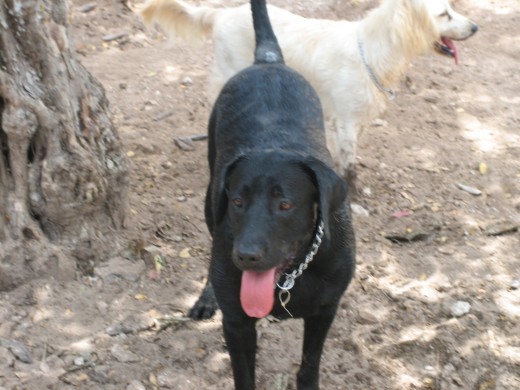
<box><xmin>0</xmin><ymin>0</ymin><xmax>129</xmax><ymax>290</ymax></box>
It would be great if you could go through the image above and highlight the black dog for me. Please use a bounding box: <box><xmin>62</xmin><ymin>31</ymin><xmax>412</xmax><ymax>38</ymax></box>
<box><xmin>190</xmin><ymin>0</ymin><xmax>355</xmax><ymax>388</ymax></box>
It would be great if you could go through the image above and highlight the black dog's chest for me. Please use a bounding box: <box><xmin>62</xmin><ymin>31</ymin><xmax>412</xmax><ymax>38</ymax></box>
<box><xmin>270</xmin><ymin>275</ymin><xmax>327</xmax><ymax>319</ymax></box>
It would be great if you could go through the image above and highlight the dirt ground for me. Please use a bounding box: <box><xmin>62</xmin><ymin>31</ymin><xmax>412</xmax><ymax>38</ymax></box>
<box><xmin>1</xmin><ymin>0</ymin><xmax>519</xmax><ymax>389</ymax></box>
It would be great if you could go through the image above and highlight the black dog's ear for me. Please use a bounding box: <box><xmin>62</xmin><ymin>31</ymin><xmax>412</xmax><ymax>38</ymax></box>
<box><xmin>301</xmin><ymin>156</ymin><xmax>348</xmax><ymax>238</ymax></box>
<box><xmin>212</xmin><ymin>156</ymin><xmax>246</xmax><ymax>228</ymax></box>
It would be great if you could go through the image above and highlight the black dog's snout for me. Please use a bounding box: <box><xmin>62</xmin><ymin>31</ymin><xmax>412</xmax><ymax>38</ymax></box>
<box><xmin>234</xmin><ymin>240</ymin><xmax>267</xmax><ymax>268</ymax></box>
<box><xmin>237</xmin><ymin>249</ymin><xmax>262</xmax><ymax>263</ymax></box>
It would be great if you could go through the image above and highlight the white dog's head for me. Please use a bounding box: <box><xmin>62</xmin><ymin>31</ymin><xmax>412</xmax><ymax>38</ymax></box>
<box><xmin>426</xmin><ymin>0</ymin><xmax>479</xmax><ymax>63</ymax></box>
<box><xmin>394</xmin><ymin>0</ymin><xmax>478</xmax><ymax>64</ymax></box>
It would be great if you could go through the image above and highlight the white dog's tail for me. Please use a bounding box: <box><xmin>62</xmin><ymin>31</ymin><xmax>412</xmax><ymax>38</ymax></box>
<box><xmin>140</xmin><ymin>0</ymin><xmax>217</xmax><ymax>43</ymax></box>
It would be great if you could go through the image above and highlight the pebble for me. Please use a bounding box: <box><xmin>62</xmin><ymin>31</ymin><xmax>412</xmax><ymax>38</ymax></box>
<box><xmin>74</xmin><ymin>356</ymin><xmax>85</xmax><ymax>366</ymax></box>
<box><xmin>157</xmin><ymin>370</ymin><xmax>199</xmax><ymax>389</ymax></box>
<box><xmin>371</xmin><ymin>118</ymin><xmax>388</xmax><ymax>127</ymax></box>
<box><xmin>111</xmin><ymin>344</ymin><xmax>140</xmax><ymax>363</ymax></box>
<box><xmin>421</xmin><ymin>91</ymin><xmax>440</xmax><ymax>104</ymax></box>
<box><xmin>510</xmin><ymin>280</ymin><xmax>520</xmax><ymax>290</ymax></box>
<box><xmin>156</xmin><ymin>368</ymin><xmax>178</xmax><ymax>388</ymax></box>
<box><xmin>437</xmin><ymin>247</ymin><xmax>455</xmax><ymax>255</ymax></box>
<box><xmin>205</xmin><ymin>352</ymin><xmax>230</xmax><ymax>374</ymax></box>
<box><xmin>351</xmin><ymin>203</ymin><xmax>370</xmax><ymax>217</ymax></box>
<box><xmin>357</xmin><ymin>308</ymin><xmax>379</xmax><ymax>324</ymax></box>
<box><xmin>43</xmin><ymin>355</ymin><xmax>65</xmax><ymax>373</ymax></box>
<box><xmin>94</xmin><ymin>257</ymin><xmax>146</xmax><ymax>283</ymax></box>
<box><xmin>127</xmin><ymin>380</ymin><xmax>146</xmax><ymax>390</ymax></box>
<box><xmin>0</xmin><ymin>338</ymin><xmax>32</xmax><ymax>364</ymax></box>
<box><xmin>96</xmin><ymin>301</ymin><xmax>108</xmax><ymax>315</ymax></box>
<box><xmin>0</xmin><ymin>346</ymin><xmax>14</xmax><ymax>368</ymax></box>
<box><xmin>106</xmin><ymin>313</ymin><xmax>155</xmax><ymax>336</ymax></box>
<box><xmin>141</xmin><ymin>245</ymin><xmax>164</xmax><ymax>268</ymax></box>
<box><xmin>450</xmin><ymin>301</ymin><xmax>471</xmax><ymax>317</ymax></box>
<box><xmin>181</xmin><ymin>76</ymin><xmax>193</xmax><ymax>86</ymax></box>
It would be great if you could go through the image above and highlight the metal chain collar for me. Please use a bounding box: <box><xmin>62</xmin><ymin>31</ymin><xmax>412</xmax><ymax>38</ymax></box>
<box><xmin>276</xmin><ymin>219</ymin><xmax>325</xmax><ymax>317</ymax></box>
<box><xmin>357</xmin><ymin>36</ymin><xmax>396</xmax><ymax>101</ymax></box>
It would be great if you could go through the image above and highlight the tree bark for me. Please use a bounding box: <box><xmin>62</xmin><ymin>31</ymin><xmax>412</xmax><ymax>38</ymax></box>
<box><xmin>0</xmin><ymin>0</ymin><xmax>129</xmax><ymax>290</ymax></box>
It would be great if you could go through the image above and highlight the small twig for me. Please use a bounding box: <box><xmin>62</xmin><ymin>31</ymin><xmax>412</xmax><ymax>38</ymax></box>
<box><xmin>153</xmin><ymin>110</ymin><xmax>174</xmax><ymax>122</ymax></box>
<box><xmin>156</xmin><ymin>315</ymin><xmax>190</xmax><ymax>332</ymax></box>
<box><xmin>190</xmin><ymin>134</ymin><xmax>208</xmax><ymax>141</ymax></box>
<box><xmin>77</xmin><ymin>2</ymin><xmax>97</xmax><ymax>13</ymax></box>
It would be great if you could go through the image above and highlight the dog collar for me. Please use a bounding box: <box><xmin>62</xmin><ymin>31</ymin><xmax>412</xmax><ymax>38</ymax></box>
<box><xmin>276</xmin><ymin>219</ymin><xmax>325</xmax><ymax>317</ymax></box>
<box><xmin>357</xmin><ymin>36</ymin><xmax>396</xmax><ymax>101</ymax></box>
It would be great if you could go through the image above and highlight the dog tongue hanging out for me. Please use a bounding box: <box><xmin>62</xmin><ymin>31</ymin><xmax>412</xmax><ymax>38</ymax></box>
<box><xmin>437</xmin><ymin>37</ymin><xmax>460</xmax><ymax>64</ymax></box>
<box><xmin>240</xmin><ymin>269</ymin><xmax>276</xmax><ymax>318</ymax></box>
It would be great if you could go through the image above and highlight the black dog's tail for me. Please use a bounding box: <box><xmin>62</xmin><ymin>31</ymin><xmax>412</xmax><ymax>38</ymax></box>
<box><xmin>251</xmin><ymin>0</ymin><xmax>284</xmax><ymax>65</ymax></box>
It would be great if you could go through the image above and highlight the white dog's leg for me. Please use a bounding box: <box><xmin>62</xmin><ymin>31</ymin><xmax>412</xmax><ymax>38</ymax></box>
<box><xmin>326</xmin><ymin>119</ymin><xmax>358</xmax><ymax>182</ymax></box>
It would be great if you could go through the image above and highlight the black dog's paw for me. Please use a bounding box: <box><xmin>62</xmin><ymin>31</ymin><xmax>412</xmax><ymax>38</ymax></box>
<box><xmin>188</xmin><ymin>282</ymin><xmax>219</xmax><ymax>320</ymax></box>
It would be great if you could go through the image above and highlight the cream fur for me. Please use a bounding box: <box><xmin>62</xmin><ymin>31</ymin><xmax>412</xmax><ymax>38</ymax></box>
<box><xmin>140</xmin><ymin>0</ymin><xmax>478</xmax><ymax>178</ymax></box>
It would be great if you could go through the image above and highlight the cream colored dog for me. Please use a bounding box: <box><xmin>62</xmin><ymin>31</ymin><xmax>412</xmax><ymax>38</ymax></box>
<box><xmin>141</xmin><ymin>0</ymin><xmax>478</xmax><ymax>181</ymax></box>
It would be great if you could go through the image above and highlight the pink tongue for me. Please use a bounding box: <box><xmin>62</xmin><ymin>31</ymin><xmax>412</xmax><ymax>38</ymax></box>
<box><xmin>442</xmin><ymin>37</ymin><xmax>459</xmax><ymax>65</ymax></box>
<box><xmin>240</xmin><ymin>268</ymin><xmax>276</xmax><ymax>318</ymax></box>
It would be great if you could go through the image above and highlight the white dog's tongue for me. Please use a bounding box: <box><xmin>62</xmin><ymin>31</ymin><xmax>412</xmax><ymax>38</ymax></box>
<box><xmin>240</xmin><ymin>269</ymin><xmax>276</xmax><ymax>318</ymax></box>
<box><xmin>442</xmin><ymin>37</ymin><xmax>459</xmax><ymax>65</ymax></box>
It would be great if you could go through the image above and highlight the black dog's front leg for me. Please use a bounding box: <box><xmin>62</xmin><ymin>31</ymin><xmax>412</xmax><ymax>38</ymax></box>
<box><xmin>222</xmin><ymin>316</ymin><xmax>257</xmax><ymax>390</ymax></box>
<box><xmin>188</xmin><ymin>281</ymin><xmax>219</xmax><ymax>320</ymax></box>
<box><xmin>297</xmin><ymin>313</ymin><xmax>337</xmax><ymax>390</ymax></box>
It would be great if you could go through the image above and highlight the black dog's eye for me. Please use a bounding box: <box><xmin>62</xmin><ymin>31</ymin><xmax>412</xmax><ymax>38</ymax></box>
<box><xmin>279</xmin><ymin>201</ymin><xmax>293</xmax><ymax>211</ymax></box>
<box><xmin>232</xmin><ymin>198</ymin><xmax>243</xmax><ymax>208</ymax></box>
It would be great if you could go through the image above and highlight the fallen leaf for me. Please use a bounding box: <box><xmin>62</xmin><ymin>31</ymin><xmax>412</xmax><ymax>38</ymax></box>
<box><xmin>149</xmin><ymin>372</ymin><xmax>159</xmax><ymax>388</ymax></box>
<box><xmin>134</xmin><ymin>293</ymin><xmax>147</xmax><ymax>301</ymax></box>
<box><xmin>179</xmin><ymin>248</ymin><xmax>191</xmax><ymax>258</ymax></box>
<box><xmin>479</xmin><ymin>162</ymin><xmax>488</xmax><ymax>175</ymax></box>
<box><xmin>391</xmin><ymin>209</ymin><xmax>412</xmax><ymax>218</ymax></box>
<box><xmin>154</xmin><ymin>254</ymin><xmax>165</xmax><ymax>272</ymax></box>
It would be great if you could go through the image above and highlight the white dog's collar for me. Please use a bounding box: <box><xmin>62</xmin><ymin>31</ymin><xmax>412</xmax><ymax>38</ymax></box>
<box><xmin>357</xmin><ymin>36</ymin><xmax>396</xmax><ymax>101</ymax></box>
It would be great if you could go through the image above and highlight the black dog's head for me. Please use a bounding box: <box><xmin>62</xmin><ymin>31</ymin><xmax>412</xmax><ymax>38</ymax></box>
<box><xmin>211</xmin><ymin>150</ymin><xmax>346</xmax><ymax>318</ymax></box>
<box><xmin>213</xmin><ymin>150</ymin><xmax>346</xmax><ymax>272</ymax></box>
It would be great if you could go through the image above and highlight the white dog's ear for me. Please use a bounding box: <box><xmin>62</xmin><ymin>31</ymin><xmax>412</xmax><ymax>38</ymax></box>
<box><xmin>393</xmin><ymin>0</ymin><xmax>439</xmax><ymax>55</ymax></box>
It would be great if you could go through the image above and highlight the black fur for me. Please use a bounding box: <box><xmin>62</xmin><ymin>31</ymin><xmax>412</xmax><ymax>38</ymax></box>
<box><xmin>189</xmin><ymin>0</ymin><xmax>355</xmax><ymax>388</ymax></box>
